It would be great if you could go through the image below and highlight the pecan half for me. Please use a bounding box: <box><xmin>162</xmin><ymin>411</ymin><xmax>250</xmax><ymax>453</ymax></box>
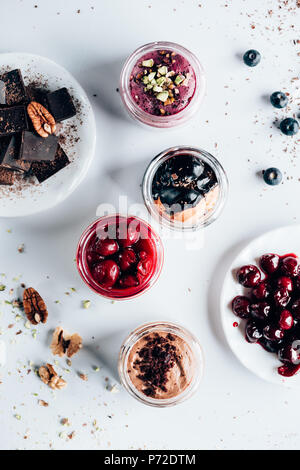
<box><xmin>51</xmin><ymin>327</ymin><xmax>82</xmax><ymax>358</ymax></box>
<box><xmin>23</xmin><ymin>287</ymin><xmax>48</xmax><ymax>325</ymax></box>
<box><xmin>39</xmin><ymin>363</ymin><xmax>67</xmax><ymax>390</ymax></box>
<box><xmin>27</xmin><ymin>101</ymin><xmax>56</xmax><ymax>138</ymax></box>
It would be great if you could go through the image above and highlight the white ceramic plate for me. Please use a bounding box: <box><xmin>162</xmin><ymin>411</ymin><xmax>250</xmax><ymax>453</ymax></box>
<box><xmin>221</xmin><ymin>224</ymin><xmax>300</xmax><ymax>387</ymax></box>
<box><xmin>0</xmin><ymin>53</ymin><xmax>96</xmax><ymax>217</ymax></box>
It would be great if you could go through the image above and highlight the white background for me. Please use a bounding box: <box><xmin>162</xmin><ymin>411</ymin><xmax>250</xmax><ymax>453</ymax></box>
<box><xmin>0</xmin><ymin>0</ymin><xmax>300</xmax><ymax>451</ymax></box>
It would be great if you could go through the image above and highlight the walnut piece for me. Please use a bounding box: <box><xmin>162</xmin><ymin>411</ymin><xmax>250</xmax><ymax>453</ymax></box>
<box><xmin>39</xmin><ymin>364</ymin><xmax>66</xmax><ymax>390</ymax></box>
<box><xmin>23</xmin><ymin>287</ymin><xmax>48</xmax><ymax>325</ymax></box>
<box><xmin>51</xmin><ymin>327</ymin><xmax>82</xmax><ymax>358</ymax></box>
<box><xmin>27</xmin><ymin>101</ymin><xmax>56</xmax><ymax>138</ymax></box>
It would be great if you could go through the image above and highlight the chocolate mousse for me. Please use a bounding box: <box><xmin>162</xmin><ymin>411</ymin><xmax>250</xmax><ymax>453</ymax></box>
<box><xmin>152</xmin><ymin>153</ymin><xmax>219</xmax><ymax>225</ymax></box>
<box><xmin>127</xmin><ymin>332</ymin><xmax>195</xmax><ymax>399</ymax></box>
<box><xmin>130</xmin><ymin>49</ymin><xmax>196</xmax><ymax>116</ymax></box>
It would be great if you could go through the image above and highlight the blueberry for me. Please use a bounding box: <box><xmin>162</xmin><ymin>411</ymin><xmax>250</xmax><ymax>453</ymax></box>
<box><xmin>270</xmin><ymin>91</ymin><xmax>288</xmax><ymax>109</ymax></box>
<box><xmin>280</xmin><ymin>118</ymin><xmax>299</xmax><ymax>136</ymax></box>
<box><xmin>263</xmin><ymin>168</ymin><xmax>282</xmax><ymax>186</ymax></box>
<box><xmin>243</xmin><ymin>49</ymin><xmax>261</xmax><ymax>67</ymax></box>
<box><xmin>159</xmin><ymin>187</ymin><xmax>183</xmax><ymax>207</ymax></box>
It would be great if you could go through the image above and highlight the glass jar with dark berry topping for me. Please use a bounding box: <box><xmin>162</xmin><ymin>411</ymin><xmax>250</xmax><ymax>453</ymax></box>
<box><xmin>76</xmin><ymin>215</ymin><xmax>164</xmax><ymax>300</ymax></box>
<box><xmin>120</xmin><ymin>41</ymin><xmax>205</xmax><ymax>128</ymax></box>
<box><xmin>142</xmin><ymin>146</ymin><xmax>228</xmax><ymax>231</ymax></box>
<box><xmin>118</xmin><ymin>321</ymin><xmax>204</xmax><ymax>407</ymax></box>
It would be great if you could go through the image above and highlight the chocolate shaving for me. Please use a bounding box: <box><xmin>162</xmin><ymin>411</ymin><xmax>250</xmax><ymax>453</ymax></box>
<box><xmin>133</xmin><ymin>333</ymin><xmax>179</xmax><ymax>397</ymax></box>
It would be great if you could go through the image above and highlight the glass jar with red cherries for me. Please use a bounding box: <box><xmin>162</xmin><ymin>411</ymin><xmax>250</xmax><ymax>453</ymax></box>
<box><xmin>76</xmin><ymin>215</ymin><xmax>164</xmax><ymax>300</ymax></box>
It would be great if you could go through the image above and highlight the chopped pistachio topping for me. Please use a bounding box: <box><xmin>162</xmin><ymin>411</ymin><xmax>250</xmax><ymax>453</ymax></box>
<box><xmin>174</xmin><ymin>74</ymin><xmax>185</xmax><ymax>85</ymax></box>
<box><xmin>0</xmin><ymin>285</ymin><xmax>5</xmax><ymax>292</ymax></box>
<box><xmin>157</xmin><ymin>66</ymin><xmax>168</xmax><ymax>75</ymax></box>
<box><xmin>153</xmin><ymin>85</ymin><xmax>163</xmax><ymax>93</ymax></box>
<box><xmin>142</xmin><ymin>59</ymin><xmax>154</xmax><ymax>67</ymax></box>
<box><xmin>156</xmin><ymin>76</ymin><xmax>166</xmax><ymax>86</ymax></box>
<box><xmin>83</xmin><ymin>300</ymin><xmax>91</xmax><ymax>309</ymax></box>
<box><xmin>156</xmin><ymin>91</ymin><xmax>169</xmax><ymax>102</ymax></box>
<box><xmin>148</xmin><ymin>72</ymin><xmax>156</xmax><ymax>81</ymax></box>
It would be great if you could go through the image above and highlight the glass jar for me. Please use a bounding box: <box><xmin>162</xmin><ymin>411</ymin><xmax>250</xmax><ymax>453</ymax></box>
<box><xmin>118</xmin><ymin>321</ymin><xmax>204</xmax><ymax>407</ymax></box>
<box><xmin>76</xmin><ymin>215</ymin><xmax>164</xmax><ymax>300</ymax></box>
<box><xmin>142</xmin><ymin>146</ymin><xmax>228</xmax><ymax>231</ymax></box>
<box><xmin>119</xmin><ymin>41</ymin><xmax>206</xmax><ymax>128</ymax></box>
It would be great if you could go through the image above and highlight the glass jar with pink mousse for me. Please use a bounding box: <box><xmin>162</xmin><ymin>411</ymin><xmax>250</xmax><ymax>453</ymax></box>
<box><xmin>120</xmin><ymin>41</ymin><xmax>205</xmax><ymax>128</ymax></box>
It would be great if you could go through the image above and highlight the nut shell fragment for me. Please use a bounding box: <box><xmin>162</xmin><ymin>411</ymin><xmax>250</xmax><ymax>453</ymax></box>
<box><xmin>27</xmin><ymin>101</ymin><xmax>56</xmax><ymax>138</ymax></box>
<box><xmin>51</xmin><ymin>327</ymin><xmax>82</xmax><ymax>358</ymax></box>
<box><xmin>39</xmin><ymin>363</ymin><xmax>66</xmax><ymax>390</ymax></box>
<box><xmin>23</xmin><ymin>287</ymin><xmax>48</xmax><ymax>325</ymax></box>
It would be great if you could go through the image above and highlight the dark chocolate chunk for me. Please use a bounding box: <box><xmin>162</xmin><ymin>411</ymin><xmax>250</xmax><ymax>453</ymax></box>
<box><xmin>21</xmin><ymin>131</ymin><xmax>58</xmax><ymax>162</ymax></box>
<box><xmin>31</xmin><ymin>145</ymin><xmax>70</xmax><ymax>183</ymax></box>
<box><xmin>0</xmin><ymin>134</ymin><xmax>30</xmax><ymax>172</ymax></box>
<box><xmin>25</xmin><ymin>85</ymin><xmax>48</xmax><ymax>105</ymax></box>
<box><xmin>0</xmin><ymin>106</ymin><xmax>28</xmax><ymax>136</ymax></box>
<box><xmin>0</xmin><ymin>167</ymin><xmax>15</xmax><ymax>185</ymax></box>
<box><xmin>0</xmin><ymin>69</ymin><xmax>27</xmax><ymax>106</ymax></box>
<box><xmin>46</xmin><ymin>88</ymin><xmax>76</xmax><ymax>122</ymax></box>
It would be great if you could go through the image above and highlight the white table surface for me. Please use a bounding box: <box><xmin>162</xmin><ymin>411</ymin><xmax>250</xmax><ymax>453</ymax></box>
<box><xmin>0</xmin><ymin>0</ymin><xmax>300</xmax><ymax>451</ymax></box>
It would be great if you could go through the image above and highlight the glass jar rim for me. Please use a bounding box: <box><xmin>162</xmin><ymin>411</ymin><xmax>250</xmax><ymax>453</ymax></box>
<box><xmin>76</xmin><ymin>214</ymin><xmax>164</xmax><ymax>300</ymax></box>
<box><xmin>119</xmin><ymin>41</ymin><xmax>206</xmax><ymax>128</ymax></box>
<box><xmin>142</xmin><ymin>146</ymin><xmax>229</xmax><ymax>232</ymax></box>
<box><xmin>118</xmin><ymin>321</ymin><xmax>204</xmax><ymax>407</ymax></box>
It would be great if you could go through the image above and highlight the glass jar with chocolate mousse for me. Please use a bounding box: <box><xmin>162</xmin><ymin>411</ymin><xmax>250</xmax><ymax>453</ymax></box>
<box><xmin>120</xmin><ymin>41</ymin><xmax>205</xmax><ymax>128</ymax></box>
<box><xmin>142</xmin><ymin>146</ymin><xmax>228</xmax><ymax>231</ymax></box>
<box><xmin>119</xmin><ymin>322</ymin><xmax>204</xmax><ymax>407</ymax></box>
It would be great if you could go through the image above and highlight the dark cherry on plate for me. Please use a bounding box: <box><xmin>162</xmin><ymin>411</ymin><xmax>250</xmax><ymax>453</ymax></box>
<box><xmin>85</xmin><ymin>217</ymin><xmax>155</xmax><ymax>295</ymax></box>
<box><xmin>232</xmin><ymin>252</ymin><xmax>300</xmax><ymax>377</ymax></box>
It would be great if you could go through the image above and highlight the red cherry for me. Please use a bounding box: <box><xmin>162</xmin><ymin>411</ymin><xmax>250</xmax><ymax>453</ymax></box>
<box><xmin>138</xmin><ymin>250</ymin><xmax>148</xmax><ymax>261</ymax></box>
<box><xmin>137</xmin><ymin>257</ymin><xmax>153</xmax><ymax>277</ymax></box>
<box><xmin>273</xmin><ymin>287</ymin><xmax>290</xmax><ymax>308</ymax></box>
<box><xmin>252</xmin><ymin>281</ymin><xmax>270</xmax><ymax>300</ymax></box>
<box><xmin>95</xmin><ymin>238</ymin><xmax>119</xmax><ymax>257</ymax></box>
<box><xmin>118</xmin><ymin>248</ymin><xmax>137</xmax><ymax>271</ymax></box>
<box><xmin>279</xmin><ymin>310</ymin><xmax>294</xmax><ymax>330</ymax></box>
<box><xmin>259</xmin><ymin>253</ymin><xmax>280</xmax><ymax>274</ymax></box>
<box><xmin>237</xmin><ymin>265</ymin><xmax>261</xmax><ymax>288</ymax></box>
<box><xmin>117</xmin><ymin>223</ymin><xmax>140</xmax><ymax>248</ymax></box>
<box><xmin>277</xmin><ymin>276</ymin><xmax>293</xmax><ymax>292</ymax></box>
<box><xmin>119</xmin><ymin>274</ymin><xmax>139</xmax><ymax>288</ymax></box>
<box><xmin>232</xmin><ymin>296</ymin><xmax>251</xmax><ymax>319</ymax></box>
<box><xmin>263</xmin><ymin>325</ymin><xmax>284</xmax><ymax>342</ymax></box>
<box><xmin>93</xmin><ymin>260</ymin><xmax>119</xmax><ymax>288</ymax></box>
<box><xmin>281</xmin><ymin>256</ymin><xmax>300</xmax><ymax>278</ymax></box>
<box><xmin>86</xmin><ymin>244</ymin><xmax>104</xmax><ymax>266</ymax></box>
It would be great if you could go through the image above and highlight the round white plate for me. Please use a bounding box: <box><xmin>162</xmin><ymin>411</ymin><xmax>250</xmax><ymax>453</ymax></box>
<box><xmin>221</xmin><ymin>224</ymin><xmax>300</xmax><ymax>387</ymax></box>
<box><xmin>0</xmin><ymin>53</ymin><xmax>96</xmax><ymax>217</ymax></box>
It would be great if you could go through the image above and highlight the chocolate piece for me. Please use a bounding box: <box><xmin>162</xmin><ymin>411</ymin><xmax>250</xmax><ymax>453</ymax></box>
<box><xmin>21</xmin><ymin>131</ymin><xmax>58</xmax><ymax>162</ymax></box>
<box><xmin>0</xmin><ymin>134</ymin><xmax>30</xmax><ymax>172</ymax></box>
<box><xmin>31</xmin><ymin>145</ymin><xmax>70</xmax><ymax>183</ymax></box>
<box><xmin>0</xmin><ymin>69</ymin><xmax>27</xmax><ymax>105</ymax></box>
<box><xmin>0</xmin><ymin>167</ymin><xmax>15</xmax><ymax>185</ymax></box>
<box><xmin>46</xmin><ymin>88</ymin><xmax>76</xmax><ymax>122</ymax></box>
<box><xmin>26</xmin><ymin>85</ymin><xmax>48</xmax><ymax>105</ymax></box>
<box><xmin>0</xmin><ymin>105</ymin><xmax>28</xmax><ymax>136</ymax></box>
